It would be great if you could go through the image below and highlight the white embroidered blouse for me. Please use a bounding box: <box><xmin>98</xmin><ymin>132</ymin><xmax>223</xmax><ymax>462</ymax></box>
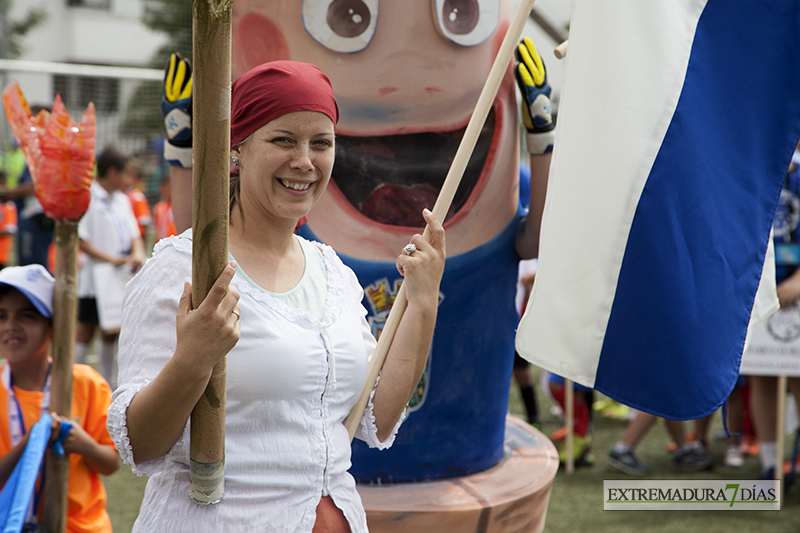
<box><xmin>107</xmin><ymin>236</ymin><xmax>403</xmax><ymax>532</ymax></box>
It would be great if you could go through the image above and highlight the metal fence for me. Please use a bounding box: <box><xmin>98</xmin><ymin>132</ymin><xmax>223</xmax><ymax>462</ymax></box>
<box><xmin>0</xmin><ymin>59</ymin><xmax>167</xmax><ymax>203</ymax></box>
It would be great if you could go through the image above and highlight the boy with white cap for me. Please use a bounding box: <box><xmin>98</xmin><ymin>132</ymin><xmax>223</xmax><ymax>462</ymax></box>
<box><xmin>0</xmin><ymin>265</ymin><xmax>119</xmax><ymax>533</ymax></box>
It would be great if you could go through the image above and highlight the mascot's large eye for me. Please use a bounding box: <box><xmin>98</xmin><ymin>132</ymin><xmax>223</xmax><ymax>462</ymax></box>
<box><xmin>303</xmin><ymin>0</ymin><xmax>380</xmax><ymax>53</ymax></box>
<box><xmin>432</xmin><ymin>0</ymin><xmax>498</xmax><ymax>47</ymax></box>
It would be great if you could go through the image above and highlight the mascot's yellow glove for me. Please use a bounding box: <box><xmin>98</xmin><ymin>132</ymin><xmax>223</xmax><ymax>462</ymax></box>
<box><xmin>515</xmin><ymin>37</ymin><xmax>554</xmax><ymax>155</ymax></box>
<box><xmin>162</xmin><ymin>52</ymin><xmax>193</xmax><ymax>168</ymax></box>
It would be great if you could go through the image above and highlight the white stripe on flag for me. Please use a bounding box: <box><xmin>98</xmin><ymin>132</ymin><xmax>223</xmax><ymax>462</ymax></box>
<box><xmin>747</xmin><ymin>236</ymin><xmax>779</xmax><ymax>350</ymax></box>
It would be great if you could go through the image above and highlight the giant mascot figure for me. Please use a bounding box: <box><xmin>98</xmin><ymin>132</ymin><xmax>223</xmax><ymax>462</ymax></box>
<box><xmin>165</xmin><ymin>0</ymin><xmax>554</xmax><ymax>484</ymax></box>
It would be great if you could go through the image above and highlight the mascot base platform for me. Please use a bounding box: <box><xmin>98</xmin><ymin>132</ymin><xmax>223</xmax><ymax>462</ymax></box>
<box><xmin>357</xmin><ymin>416</ymin><xmax>559</xmax><ymax>533</ymax></box>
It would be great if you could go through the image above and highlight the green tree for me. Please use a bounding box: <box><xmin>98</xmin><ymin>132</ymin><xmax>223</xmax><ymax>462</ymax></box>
<box><xmin>121</xmin><ymin>0</ymin><xmax>192</xmax><ymax>142</ymax></box>
<box><xmin>0</xmin><ymin>0</ymin><xmax>48</xmax><ymax>59</ymax></box>
<box><xmin>143</xmin><ymin>0</ymin><xmax>192</xmax><ymax>67</ymax></box>
<box><xmin>1</xmin><ymin>0</ymin><xmax>47</xmax><ymax>161</ymax></box>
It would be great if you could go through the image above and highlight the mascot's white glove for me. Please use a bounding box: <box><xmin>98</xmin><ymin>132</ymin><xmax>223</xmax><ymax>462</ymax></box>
<box><xmin>161</xmin><ymin>52</ymin><xmax>193</xmax><ymax>168</ymax></box>
<box><xmin>515</xmin><ymin>37</ymin><xmax>555</xmax><ymax>155</ymax></box>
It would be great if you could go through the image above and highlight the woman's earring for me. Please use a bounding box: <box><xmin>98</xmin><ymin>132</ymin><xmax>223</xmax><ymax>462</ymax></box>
<box><xmin>231</xmin><ymin>156</ymin><xmax>240</xmax><ymax>167</ymax></box>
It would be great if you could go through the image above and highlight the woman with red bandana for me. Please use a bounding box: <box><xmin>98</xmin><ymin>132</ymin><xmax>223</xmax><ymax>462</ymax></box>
<box><xmin>108</xmin><ymin>61</ymin><xmax>446</xmax><ymax>532</ymax></box>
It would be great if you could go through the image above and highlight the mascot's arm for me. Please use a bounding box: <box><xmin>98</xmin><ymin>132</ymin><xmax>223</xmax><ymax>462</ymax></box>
<box><xmin>161</xmin><ymin>52</ymin><xmax>194</xmax><ymax>233</ymax></box>
<box><xmin>513</xmin><ymin>37</ymin><xmax>554</xmax><ymax>260</ymax></box>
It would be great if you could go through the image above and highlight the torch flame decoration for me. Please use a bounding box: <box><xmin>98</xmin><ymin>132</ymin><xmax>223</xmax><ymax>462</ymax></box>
<box><xmin>3</xmin><ymin>82</ymin><xmax>96</xmax><ymax>221</ymax></box>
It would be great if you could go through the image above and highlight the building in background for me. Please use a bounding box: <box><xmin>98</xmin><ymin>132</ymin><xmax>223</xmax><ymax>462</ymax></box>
<box><xmin>1</xmin><ymin>0</ymin><xmax>167</xmax><ymax>155</ymax></box>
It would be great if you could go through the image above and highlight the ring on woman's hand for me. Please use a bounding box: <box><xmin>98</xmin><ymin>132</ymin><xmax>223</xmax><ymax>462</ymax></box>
<box><xmin>232</xmin><ymin>309</ymin><xmax>240</xmax><ymax>320</ymax></box>
<box><xmin>404</xmin><ymin>243</ymin><xmax>417</xmax><ymax>255</ymax></box>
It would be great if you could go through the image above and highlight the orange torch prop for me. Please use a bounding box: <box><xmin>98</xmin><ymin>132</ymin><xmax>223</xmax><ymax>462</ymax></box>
<box><xmin>3</xmin><ymin>82</ymin><xmax>96</xmax><ymax>533</ymax></box>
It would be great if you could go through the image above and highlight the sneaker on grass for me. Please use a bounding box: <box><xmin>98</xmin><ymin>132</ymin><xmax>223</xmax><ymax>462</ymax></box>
<box><xmin>724</xmin><ymin>443</ymin><xmax>745</xmax><ymax>468</ymax></box>
<box><xmin>607</xmin><ymin>449</ymin><xmax>650</xmax><ymax>476</ymax></box>
<box><xmin>674</xmin><ymin>443</ymin><xmax>712</xmax><ymax>472</ymax></box>
<box><xmin>557</xmin><ymin>434</ymin><xmax>594</xmax><ymax>467</ymax></box>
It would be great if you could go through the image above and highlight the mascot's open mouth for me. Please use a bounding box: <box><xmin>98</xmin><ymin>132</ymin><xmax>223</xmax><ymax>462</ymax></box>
<box><xmin>331</xmin><ymin>108</ymin><xmax>496</xmax><ymax>228</ymax></box>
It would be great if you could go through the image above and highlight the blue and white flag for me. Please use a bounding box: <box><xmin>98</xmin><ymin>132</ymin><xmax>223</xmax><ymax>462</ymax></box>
<box><xmin>516</xmin><ymin>0</ymin><xmax>800</xmax><ymax>419</ymax></box>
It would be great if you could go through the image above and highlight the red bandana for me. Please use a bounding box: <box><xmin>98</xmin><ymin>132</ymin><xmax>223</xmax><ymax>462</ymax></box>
<box><xmin>230</xmin><ymin>61</ymin><xmax>339</xmax><ymax>148</ymax></box>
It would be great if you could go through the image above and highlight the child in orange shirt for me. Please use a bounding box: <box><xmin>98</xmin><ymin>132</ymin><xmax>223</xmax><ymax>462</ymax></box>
<box><xmin>153</xmin><ymin>175</ymin><xmax>176</xmax><ymax>242</ymax></box>
<box><xmin>0</xmin><ymin>265</ymin><xmax>120</xmax><ymax>532</ymax></box>
<box><xmin>126</xmin><ymin>170</ymin><xmax>153</xmax><ymax>243</ymax></box>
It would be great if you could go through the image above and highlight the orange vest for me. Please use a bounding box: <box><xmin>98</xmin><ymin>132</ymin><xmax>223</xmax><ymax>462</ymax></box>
<box><xmin>153</xmin><ymin>201</ymin><xmax>177</xmax><ymax>242</ymax></box>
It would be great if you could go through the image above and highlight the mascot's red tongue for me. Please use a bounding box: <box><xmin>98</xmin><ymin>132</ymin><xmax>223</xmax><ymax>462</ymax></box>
<box><xmin>361</xmin><ymin>183</ymin><xmax>454</xmax><ymax>227</ymax></box>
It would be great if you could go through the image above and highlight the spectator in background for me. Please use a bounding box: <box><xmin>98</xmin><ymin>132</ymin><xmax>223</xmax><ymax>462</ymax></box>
<box><xmin>0</xmin><ymin>142</ymin><xmax>25</xmax><ymax>189</ymax></box>
<box><xmin>607</xmin><ymin>411</ymin><xmax>713</xmax><ymax>475</ymax></box>
<box><xmin>153</xmin><ymin>175</ymin><xmax>177</xmax><ymax>243</ymax></box>
<box><xmin>548</xmin><ymin>372</ymin><xmax>595</xmax><ymax>466</ymax></box>
<box><xmin>3</xmin><ymin>164</ymin><xmax>52</xmax><ymax>269</ymax></box>
<box><xmin>720</xmin><ymin>378</ymin><xmax>748</xmax><ymax>468</ymax></box>
<box><xmin>749</xmin><ymin>147</ymin><xmax>800</xmax><ymax>480</ymax></box>
<box><xmin>0</xmin><ymin>172</ymin><xmax>18</xmax><ymax>270</ymax></box>
<box><xmin>126</xmin><ymin>159</ymin><xmax>153</xmax><ymax>244</ymax></box>
<box><xmin>75</xmin><ymin>147</ymin><xmax>146</xmax><ymax>388</ymax></box>
<box><xmin>0</xmin><ymin>106</ymin><xmax>54</xmax><ymax>269</ymax></box>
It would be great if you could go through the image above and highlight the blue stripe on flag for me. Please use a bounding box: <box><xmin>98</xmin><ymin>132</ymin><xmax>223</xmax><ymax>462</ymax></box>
<box><xmin>595</xmin><ymin>0</ymin><xmax>800</xmax><ymax>419</ymax></box>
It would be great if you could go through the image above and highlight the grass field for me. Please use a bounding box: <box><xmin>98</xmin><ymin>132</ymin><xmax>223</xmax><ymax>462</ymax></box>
<box><xmin>102</xmin><ymin>372</ymin><xmax>800</xmax><ymax>532</ymax></box>
<box><xmin>507</xmin><ymin>379</ymin><xmax>800</xmax><ymax>533</ymax></box>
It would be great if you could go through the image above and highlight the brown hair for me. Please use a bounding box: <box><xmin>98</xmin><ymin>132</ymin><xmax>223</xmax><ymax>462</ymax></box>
<box><xmin>97</xmin><ymin>146</ymin><xmax>130</xmax><ymax>178</ymax></box>
<box><xmin>230</xmin><ymin>167</ymin><xmax>242</xmax><ymax>218</ymax></box>
<box><xmin>229</xmin><ymin>136</ymin><xmax>249</xmax><ymax>220</ymax></box>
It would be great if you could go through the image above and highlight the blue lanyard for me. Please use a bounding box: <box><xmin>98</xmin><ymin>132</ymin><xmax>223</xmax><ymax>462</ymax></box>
<box><xmin>5</xmin><ymin>364</ymin><xmax>51</xmax><ymax>446</ymax></box>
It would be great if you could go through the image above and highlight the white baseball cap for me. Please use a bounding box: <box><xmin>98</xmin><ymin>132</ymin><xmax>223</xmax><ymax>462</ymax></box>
<box><xmin>0</xmin><ymin>265</ymin><xmax>55</xmax><ymax>318</ymax></box>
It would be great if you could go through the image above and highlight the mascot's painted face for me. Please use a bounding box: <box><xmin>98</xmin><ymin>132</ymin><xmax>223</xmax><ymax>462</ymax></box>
<box><xmin>232</xmin><ymin>0</ymin><xmax>519</xmax><ymax>260</ymax></box>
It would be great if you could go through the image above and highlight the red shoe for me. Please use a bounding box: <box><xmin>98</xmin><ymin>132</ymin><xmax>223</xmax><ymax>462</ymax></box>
<box><xmin>740</xmin><ymin>435</ymin><xmax>760</xmax><ymax>456</ymax></box>
<box><xmin>550</xmin><ymin>426</ymin><xmax>568</xmax><ymax>442</ymax></box>
<box><xmin>784</xmin><ymin>457</ymin><xmax>800</xmax><ymax>476</ymax></box>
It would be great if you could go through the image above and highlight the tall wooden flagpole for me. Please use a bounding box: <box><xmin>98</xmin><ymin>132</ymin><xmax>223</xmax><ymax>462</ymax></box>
<box><xmin>343</xmin><ymin>0</ymin><xmax>539</xmax><ymax>439</ymax></box>
<box><xmin>42</xmin><ymin>221</ymin><xmax>80</xmax><ymax>532</ymax></box>
<box><xmin>776</xmin><ymin>374</ymin><xmax>787</xmax><ymax>488</ymax></box>
<box><xmin>564</xmin><ymin>379</ymin><xmax>575</xmax><ymax>474</ymax></box>
<box><xmin>189</xmin><ymin>0</ymin><xmax>232</xmax><ymax>504</ymax></box>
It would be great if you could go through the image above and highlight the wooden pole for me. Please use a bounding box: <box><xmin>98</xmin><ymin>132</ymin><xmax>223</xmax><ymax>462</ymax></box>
<box><xmin>189</xmin><ymin>0</ymin><xmax>232</xmax><ymax>504</ymax></box>
<box><xmin>777</xmin><ymin>374</ymin><xmax>787</xmax><ymax>487</ymax></box>
<box><xmin>564</xmin><ymin>379</ymin><xmax>574</xmax><ymax>474</ymax></box>
<box><xmin>43</xmin><ymin>220</ymin><xmax>80</xmax><ymax>533</ymax></box>
<box><xmin>554</xmin><ymin>39</ymin><xmax>569</xmax><ymax>59</ymax></box>
<box><xmin>344</xmin><ymin>0</ymin><xmax>539</xmax><ymax>440</ymax></box>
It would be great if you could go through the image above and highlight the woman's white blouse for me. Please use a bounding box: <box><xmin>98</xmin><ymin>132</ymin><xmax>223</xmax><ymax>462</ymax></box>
<box><xmin>107</xmin><ymin>236</ymin><xmax>403</xmax><ymax>532</ymax></box>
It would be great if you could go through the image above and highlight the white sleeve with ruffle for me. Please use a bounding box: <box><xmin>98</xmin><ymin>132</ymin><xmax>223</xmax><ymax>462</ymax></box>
<box><xmin>355</xmin><ymin>369</ymin><xmax>407</xmax><ymax>450</ymax></box>
<box><xmin>107</xmin><ymin>238</ymin><xmax>192</xmax><ymax>476</ymax></box>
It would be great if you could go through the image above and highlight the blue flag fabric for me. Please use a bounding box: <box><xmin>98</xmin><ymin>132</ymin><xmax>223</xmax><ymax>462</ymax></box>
<box><xmin>517</xmin><ymin>0</ymin><xmax>800</xmax><ymax>419</ymax></box>
<box><xmin>0</xmin><ymin>414</ymin><xmax>52</xmax><ymax>533</ymax></box>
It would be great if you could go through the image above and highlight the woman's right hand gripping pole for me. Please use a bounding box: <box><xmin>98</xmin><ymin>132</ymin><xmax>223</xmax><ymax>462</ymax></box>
<box><xmin>175</xmin><ymin>262</ymin><xmax>241</xmax><ymax>373</ymax></box>
<box><xmin>126</xmin><ymin>262</ymin><xmax>241</xmax><ymax>465</ymax></box>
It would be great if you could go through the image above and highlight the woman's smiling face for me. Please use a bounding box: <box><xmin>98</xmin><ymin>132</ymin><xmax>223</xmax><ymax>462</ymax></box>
<box><xmin>234</xmin><ymin>111</ymin><xmax>336</xmax><ymax>224</ymax></box>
